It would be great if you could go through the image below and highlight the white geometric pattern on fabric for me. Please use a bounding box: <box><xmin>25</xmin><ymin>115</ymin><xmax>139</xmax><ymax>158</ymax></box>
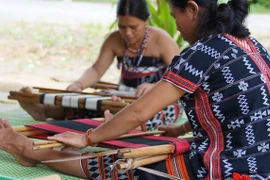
<box><xmin>250</xmin><ymin>110</ymin><xmax>264</xmax><ymax>122</ymax></box>
<box><xmin>223</xmin><ymin>159</ymin><xmax>233</xmax><ymax>178</ymax></box>
<box><xmin>233</xmin><ymin>149</ymin><xmax>246</xmax><ymax>157</ymax></box>
<box><xmin>238</xmin><ymin>81</ymin><xmax>249</xmax><ymax>91</ymax></box>
<box><xmin>212</xmin><ymin>104</ymin><xmax>226</xmax><ymax>123</ymax></box>
<box><xmin>184</xmin><ymin>62</ymin><xmax>204</xmax><ymax>78</ymax></box>
<box><xmin>197</xmin><ymin>167</ymin><xmax>207</xmax><ymax>179</ymax></box>
<box><xmin>245</xmin><ymin>125</ymin><xmax>255</xmax><ymax>145</ymax></box>
<box><xmin>193</xmin><ymin>131</ymin><xmax>203</xmax><ymax>139</ymax></box>
<box><xmin>198</xmin><ymin>44</ymin><xmax>221</xmax><ymax>59</ymax></box>
<box><xmin>188</xmin><ymin>110</ymin><xmax>198</xmax><ymax>129</ymax></box>
<box><xmin>247</xmin><ymin>156</ymin><xmax>258</xmax><ymax>174</ymax></box>
<box><xmin>225</xmin><ymin>133</ymin><xmax>233</xmax><ymax>150</ymax></box>
<box><xmin>212</xmin><ymin>92</ymin><xmax>224</xmax><ymax>102</ymax></box>
<box><xmin>237</xmin><ymin>94</ymin><xmax>250</xmax><ymax>115</ymax></box>
<box><xmin>221</xmin><ymin>66</ymin><xmax>235</xmax><ymax>84</ymax></box>
<box><xmin>218</xmin><ymin>35</ymin><xmax>236</xmax><ymax>46</ymax></box>
<box><xmin>198</xmin><ymin>139</ymin><xmax>209</xmax><ymax>151</ymax></box>
<box><xmin>243</xmin><ymin>57</ymin><xmax>257</xmax><ymax>74</ymax></box>
<box><xmin>227</xmin><ymin>119</ymin><xmax>245</xmax><ymax>130</ymax></box>
<box><xmin>174</xmin><ymin>57</ymin><xmax>186</xmax><ymax>71</ymax></box>
<box><xmin>260</xmin><ymin>86</ymin><xmax>270</xmax><ymax>106</ymax></box>
<box><xmin>201</xmin><ymin>82</ymin><xmax>211</xmax><ymax>94</ymax></box>
<box><xmin>144</xmin><ymin>104</ymin><xmax>180</xmax><ymax>131</ymax></box>
<box><xmin>257</xmin><ymin>142</ymin><xmax>270</xmax><ymax>152</ymax></box>
<box><xmin>267</xmin><ymin>119</ymin><xmax>270</xmax><ymax>137</ymax></box>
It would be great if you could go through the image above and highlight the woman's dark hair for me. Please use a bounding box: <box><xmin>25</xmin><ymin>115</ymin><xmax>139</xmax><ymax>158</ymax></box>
<box><xmin>169</xmin><ymin>0</ymin><xmax>250</xmax><ymax>39</ymax></box>
<box><xmin>117</xmin><ymin>0</ymin><xmax>150</xmax><ymax>21</ymax></box>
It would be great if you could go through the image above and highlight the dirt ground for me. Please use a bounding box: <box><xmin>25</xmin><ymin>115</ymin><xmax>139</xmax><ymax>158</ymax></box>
<box><xmin>0</xmin><ymin>22</ymin><xmax>121</xmax><ymax>92</ymax></box>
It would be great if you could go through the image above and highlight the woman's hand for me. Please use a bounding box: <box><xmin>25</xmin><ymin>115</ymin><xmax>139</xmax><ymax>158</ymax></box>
<box><xmin>135</xmin><ymin>83</ymin><xmax>155</xmax><ymax>97</ymax></box>
<box><xmin>158</xmin><ymin>122</ymin><xmax>190</xmax><ymax>137</ymax></box>
<box><xmin>66</xmin><ymin>81</ymin><xmax>83</xmax><ymax>92</ymax></box>
<box><xmin>111</xmin><ymin>95</ymin><xmax>126</xmax><ymax>103</ymax></box>
<box><xmin>158</xmin><ymin>124</ymin><xmax>184</xmax><ymax>137</ymax></box>
<box><xmin>47</xmin><ymin>132</ymin><xmax>88</xmax><ymax>152</ymax></box>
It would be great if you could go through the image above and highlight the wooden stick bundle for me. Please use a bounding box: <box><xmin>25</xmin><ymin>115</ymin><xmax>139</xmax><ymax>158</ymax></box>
<box><xmin>114</xmin><ymin>154</ymin><xmax>168</xmax><ymax>171</ymax></box>
<box><xmin>91</xmin><ymin>83</ymin><xmax>118</xmax><ymax>90</ymax></box>
<box><xmin>118</xmin><ymin>144</ymin><xmax>173</xmax><ymax>158</ymax></box>
<box><xmin>8</xmin><ymin>91</ymin><xmax>131</xmax><ymax>113</ymax></box>
<box><xmin>33</xmin><ymin>86</ymin><xmax>137</xmax><ymax>100</ymax></box>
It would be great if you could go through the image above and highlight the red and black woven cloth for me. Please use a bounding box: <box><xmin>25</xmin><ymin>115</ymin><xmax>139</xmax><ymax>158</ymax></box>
<box><xmin>27</xmin><ymin>118</ymin><xmax>190</xmax><ymax>156</ymax></box>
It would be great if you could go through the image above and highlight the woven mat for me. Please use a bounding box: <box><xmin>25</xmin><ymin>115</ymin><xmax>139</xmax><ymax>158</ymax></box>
<box><xmin>0</xmin><ymin>109</ymin><xmax>86</xmax><ymax>180</ymax></box>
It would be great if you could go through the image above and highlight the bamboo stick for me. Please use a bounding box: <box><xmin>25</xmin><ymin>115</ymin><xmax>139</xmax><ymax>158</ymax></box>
<box><xmin>33</xmin><ymin>141</ymin><xmax>58</xmax><ymax>146</ymax></box>
<box><xmin>118</xmin><ymin>144</ymin><xmax>173</xmax><ymax>158</ymax></box>
<box><xmin>8</xmin><ymin>95</ymin><xmax>40</xmax><ymax>103</ymax></box>
<box><xmin>115</xmin><ymin>154</ymin><xmax>168</xmax><ymax>171</ymax></box>
<box><xmin>9</xmin><ymin>91</ymin><xmax>41</xmax><ymax>98</ymax></box>
<box><xmin>92</xmin><ymin>83</ymin><xmax>118</xmax><ymax>90</ymax></box>
<box><xmin>117</xmin><ymin>131</ymin><xmax>165</xmax><ymax>139</ymax></box>
<box><xmin>96</xmin><ymin>81</ymin><xmax>118</xmax><ymax>86</ymax></box>
<box><xmin>13</xmin><ymin>126</ymin><xmax>36</xmax><ymax>132</ymax></box>
<box><xmin>101</xmin><ymin>100</ymin><xmax>128</xmax><ymax>107</ymax></box>
<box><xmin>33</xmin><ymin>86</ymin><xmax>137</xmax><ymax>100</ymax></box>
<box><xmin>33</xmin><ymin>142</ymin><xmax>65</xmax><ymax>151</ymax></box>
<box><xmin>21</xmin><ymin>130</ymin><xmax>48</xmax><ymax>137</ymax></box>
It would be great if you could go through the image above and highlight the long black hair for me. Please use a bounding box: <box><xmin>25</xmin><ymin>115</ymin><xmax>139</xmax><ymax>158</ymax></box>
<box><xmin>169</xmin><ymin>0</ymin><xmax>250</xmax><ymax>39</ymax></box>
<box><xmin>116</xmin><ymin>0</ymin><xmax>150</xmax><ymax>21</ymax></box>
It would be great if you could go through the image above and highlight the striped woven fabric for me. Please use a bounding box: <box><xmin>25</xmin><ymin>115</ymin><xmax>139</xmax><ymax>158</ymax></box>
<box><xmin>27</xmin><ymin>118</ymin><xmax>190</xmax><ymax>155</ymax></box>
<box><xmin>40</xmin><ymin>94</ymin><xmax>111</xmax><ymax>111</ymax></box>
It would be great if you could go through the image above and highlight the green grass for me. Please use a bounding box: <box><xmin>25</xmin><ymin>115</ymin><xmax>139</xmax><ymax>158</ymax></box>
<box><xmin>250</xmin><ymin>4</ymin><xmax>270</xmax><ymax>14</ymax></box>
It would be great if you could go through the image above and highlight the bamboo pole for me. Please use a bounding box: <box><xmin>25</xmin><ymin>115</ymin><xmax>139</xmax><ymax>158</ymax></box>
<box><xmin>13</xmin><ymin>126</ymin><xmax>36</xmax><ymax>132</ymax></box>
<box><xmin>33</xmin><ymin>142</ymin><xmax>65</xmax><ymax>151</ymax></box>
<box><xmin>33</xmin><ymin>141</ymin><xmax>58</xmax><ymax>146</ymax></box>
<box><xmin>118</xmin><ymin>144</ymin><xmax>173</xmax><ymax>158</ymax></box>
<box><xmin>8</xmin><ymin>95</ymin><xmax>40</xmax><ymax>103</ymax></box>
<box><xmin>117</xmin><ymin>131</ymin><xmax>165</xmax><ymax>139</ymax></box>
<box><xmin>96</xmin><ymin>81</ymin><xmax>118</xmax><ymax>86</ymax></box>
<box><xmin>33</xmin><ymin>86</ymin><xmax>137</xmax><ymax>100</ymax></box>
<box><xmin>20</xmin><ymin>130</ymin><xmax>48</xmax><ymax>137</ymax></box>
<box><xmin>92</xmin><ymin>83</ymin><xmax>118</xmax><ymax>90</ymax></box>
<box><xmin>115</xmin><ymin>154</ymin><xmax>168</xmax><ymax>171</ymax></box>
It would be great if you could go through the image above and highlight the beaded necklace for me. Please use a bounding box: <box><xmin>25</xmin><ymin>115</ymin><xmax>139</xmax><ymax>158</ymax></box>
<box><xmin>126</xmin><ymin>26</ymin><xmax>150</xmax><ymax>54</ymax></box>
<box><xmin>122</xmin><ymin>26</ymin><xmax>150</xmax><ymax>71</ymax></box>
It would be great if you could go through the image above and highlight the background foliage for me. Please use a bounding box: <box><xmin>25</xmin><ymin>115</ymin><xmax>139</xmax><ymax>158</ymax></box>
<box><xmin>147</xmin><ymin>0</ymin><xmax>184</xmax><ymax>48</ymax></box>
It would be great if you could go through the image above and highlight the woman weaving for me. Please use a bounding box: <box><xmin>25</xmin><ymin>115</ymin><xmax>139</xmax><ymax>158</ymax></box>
<box><xmin>19</xmin><ymin>0</ymin><xmax>182</xmax><ymax>131</ymax></box>
<box><xmin>1</xmin><ymin>0</ymin><xmax>270</xmax><ymax>179</ymax></box>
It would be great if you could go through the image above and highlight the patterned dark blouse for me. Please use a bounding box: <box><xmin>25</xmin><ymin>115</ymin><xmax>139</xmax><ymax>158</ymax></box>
<box><xmin>117</xmin><ymin>56</ymin><xmax>166</xmax><ymax>88</ymax></box>
<box><xmin>162</xmin><ymin>34</ymin><xmax>270</xmax><ymax>179</ymax></box>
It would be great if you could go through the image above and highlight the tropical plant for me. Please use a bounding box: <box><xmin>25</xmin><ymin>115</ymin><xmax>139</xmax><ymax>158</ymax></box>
<box><xmin>147</xmin><ymin>0</ymin><xmax>184</xmax><ymax>48</ymax></box>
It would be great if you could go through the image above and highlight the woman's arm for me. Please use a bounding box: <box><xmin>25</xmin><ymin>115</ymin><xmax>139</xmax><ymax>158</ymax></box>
<box><xmin>90</xmin><ymin>80</ymin><xmax>186</xmax><ymax>143</ymax></box>
<box><xmin>66</xmin><ymin>32</ymin><xmax>118</xmax><ymax>91</ymax></box>
<box><xmin>49</xmin><ymin>80</ymin><xmax>186</xmax><ymax>148</ymax></box>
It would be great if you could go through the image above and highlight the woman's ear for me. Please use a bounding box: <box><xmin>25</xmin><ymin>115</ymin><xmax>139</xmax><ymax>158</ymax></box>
<box><xmin>187</xmin><ymin>1</ymin><xmax>199</xmax><ymax>20</ymax></box>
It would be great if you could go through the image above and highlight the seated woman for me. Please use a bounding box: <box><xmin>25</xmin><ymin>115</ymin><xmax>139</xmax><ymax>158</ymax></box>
<box><xmin>1</xmin><ymin>0</ymin><xmax>269</xmax><ymax>179</ymax></box>
<box><xmin>18</xmin><ymin>0</ymin><xmax>183</xmax><ymax>131</ymax></box>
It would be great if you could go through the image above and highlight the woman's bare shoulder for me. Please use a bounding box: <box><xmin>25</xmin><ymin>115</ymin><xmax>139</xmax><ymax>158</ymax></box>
<box><xmin>149</xmin><ymin>27</ymin><xmax>174</xmax><ymax>40</ymax></box>
<box><xmin>105</xmin><ymin>31</ymin><xmax>123</xmax><ymax>42</ymax></box>
<box><xmin>149</xmin><ymin>26</ymin><xmax>178</xmax><ymax>50</ymax></box>
<box><xmin>102</xmin><ymin>30</ymin><xmax>125</xmax><ymax>54</ymax></box>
